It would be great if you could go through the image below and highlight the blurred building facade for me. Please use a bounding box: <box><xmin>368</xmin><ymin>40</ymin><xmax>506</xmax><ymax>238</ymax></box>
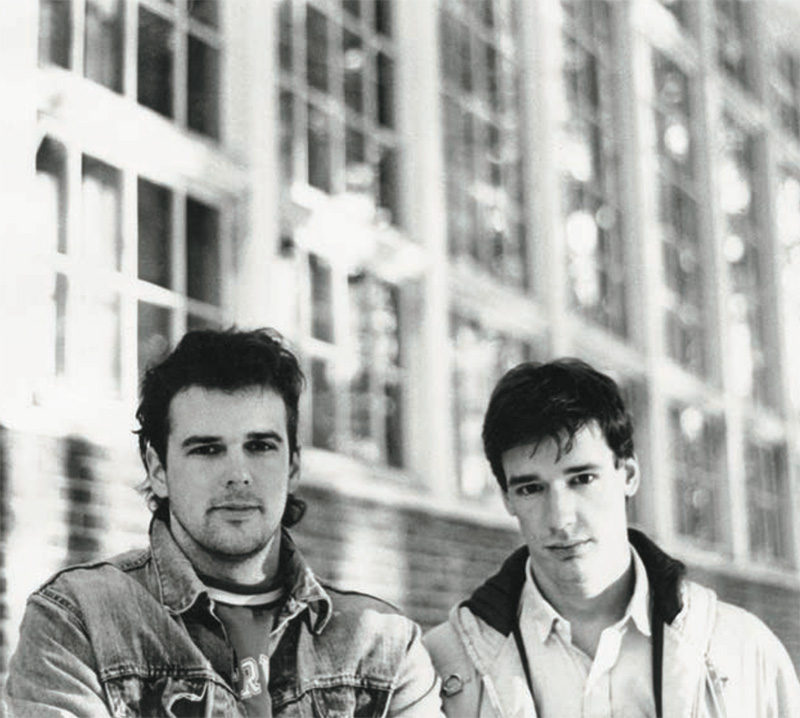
<box><xmin>2</xmin><ymin>0</ymin><xmax>800</xmax><ymax>681</ymax></box>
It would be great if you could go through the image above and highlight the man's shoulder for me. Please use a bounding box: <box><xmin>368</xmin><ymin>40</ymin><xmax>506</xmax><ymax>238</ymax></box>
<box><xmin>681</xmin><ymin>580</ymin><xmax>792</xmax><ymax>658</ymax></box>
<box><xmin>32</xmin><ymin>547</ymin><xmax>152</xmax><ymax>606</ymax></box>
<box><xmin>322</xmin><ymin>583</ymin><xmax>409</xmax><ymax>618</ymax></box>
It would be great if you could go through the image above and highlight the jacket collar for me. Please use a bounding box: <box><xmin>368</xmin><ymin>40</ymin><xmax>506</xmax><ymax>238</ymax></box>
<box><xmin>149</xmin><ymin>508</ymin><xmax>333</xmax><ymax>632</ymax></box>
<box><xmin>463</xmin><ymin>528</ymin><xmax>685</xmax><ymax>636</ymax></box>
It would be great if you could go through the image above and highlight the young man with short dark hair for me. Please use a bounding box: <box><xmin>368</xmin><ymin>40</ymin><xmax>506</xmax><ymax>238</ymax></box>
<box><xmin>425</xmin><ymin>358</ymin><xmax>800</xmax><ymax>717</ymax></box>
<box><xmin>5</xmin><ymin>328</ymin><xmax>441</xmax><ymax>717</ymax></box>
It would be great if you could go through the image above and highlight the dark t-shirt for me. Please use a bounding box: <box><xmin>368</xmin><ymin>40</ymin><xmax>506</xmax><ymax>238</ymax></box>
<box><xmin>204</xmin><ymin>582</ymin><xmax>284</xmax><ymax>717</ymax></box>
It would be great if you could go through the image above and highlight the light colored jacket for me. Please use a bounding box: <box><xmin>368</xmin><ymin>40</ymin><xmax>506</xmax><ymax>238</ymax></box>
<box><xmin>424</xmin><ymin>534</ymin><xmax>800</xmax><ymax>718</ymax></box>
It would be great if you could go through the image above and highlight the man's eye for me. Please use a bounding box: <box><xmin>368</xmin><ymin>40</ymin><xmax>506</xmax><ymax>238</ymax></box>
<box><xmin>189</xmin><ymin>445</ymin><xmax>222</xmax><ymax>456</ymax></box>
<box><xmin>572</xmin><ymin>473</ymin><xmax>597</xmax><ymax>486</ymax></box>
<box><xmin>247</xmin><ymin>441</ymin><xmax>278</xmax><ymax>453</ymax></box>
<box><xmin>515</xmin><ymin>483</ymin><xmax>544</xmax><ymax>496</ymax></box>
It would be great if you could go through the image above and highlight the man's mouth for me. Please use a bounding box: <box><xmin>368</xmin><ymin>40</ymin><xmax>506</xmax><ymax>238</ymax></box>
<box><xmin>545</xmin><ymin>539</ymin><xmax>592</xmax><ymax>557</ymax></box>
<box><xmin>211</xmin><ymin>502</ymin><xmax>262</xmax><ymax>513</ymax></box>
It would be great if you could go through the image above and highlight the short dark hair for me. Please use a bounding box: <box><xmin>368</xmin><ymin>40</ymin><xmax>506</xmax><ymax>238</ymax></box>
<box><xmin>482</xmin><ymin>358</ymin><xmax>634</xmax><ymax>491</ymax></box>
<box><xmin>136</xmin><ymin>327</ymin><xmax>306</xmax><ymax>525</ymax></box>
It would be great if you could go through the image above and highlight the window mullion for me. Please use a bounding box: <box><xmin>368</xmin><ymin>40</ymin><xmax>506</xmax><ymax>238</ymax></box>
<box><xmin>73</xmin><ymin>0</ymin><xmax>87</xmax><ymax>76</ymax></box>
<box><xmin>174</xmin><ymin>3</ymin><xmax>189</xmax><ymax>128</ymax></box>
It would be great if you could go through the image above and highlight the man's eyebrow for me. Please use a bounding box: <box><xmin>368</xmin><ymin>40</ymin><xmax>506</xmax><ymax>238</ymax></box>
<box><xmin>247</xmin><ymin>431</ymin><xmax>284</xmax><ymax>443</ymax></box>
<box><xmin>564</xmin><ymin>462</ymin><xmax>602</xmax><ymax>474</ymax></box>
<box><xmin>507</xmin><ymin>474</ymin><xmax>542</xmax><ymax>488</ymax></box>
<box><xmin>181</xmin><ymin>435</ymin><xmax>221</xmax><ymax>448</ymax></box>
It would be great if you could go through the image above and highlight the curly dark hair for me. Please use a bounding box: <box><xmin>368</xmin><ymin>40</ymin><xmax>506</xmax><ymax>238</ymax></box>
<box><xmin>136</xmin><ymin>327</ymin><xmax>306</xmax><ymax>526</ymax></box>
<box><xmin>482</xmin><ymin>358</ymin><xmax>635</xmax><ymax>491</ymax></box>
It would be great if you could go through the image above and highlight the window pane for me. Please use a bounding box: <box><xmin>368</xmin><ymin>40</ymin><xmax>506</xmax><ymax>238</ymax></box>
<box><xmin>138</xmin><ymin>178</ymin><xmax>172</xmax><ymax>288</ymax></box>
<box><xmin>82</xmin><ymin>156</ymin><xmax>122</xmax><ymax>271</ymax></box>
<box><xmin>188</xmin><ymin>36</ymin><xmax>220</xmax><ymax>139</ymax></box>
<box><xmin>345</xmin><ymin>126</ymin><xmax>368</xmax><ymax>193</ymax></box>
<box><xmin>374</xmin><ymin>0</ymin><xmax>391</xmax><ymax>36</ymax></box>
<box><xmin>385</xmin><ymin>380</ymin><xmax>403</xmax><ymax>468</ymax></box>
<box><xmin>311</xmin><ymin>358</ymin><xmax>336</xmax><ymax>450</ymax></box>
<box><xmin>746</xmin><ymin>441</ymin><xmax>793</xmax><ymax>566</ymax></box>
<box><xmin>671</xmin><ymin>405</ymin><xmax>726</xmax><ymax>548</ymax></box>
<box><xmin>138</xmin><ymin>7</ymin><xmax>174</xmax><ymax>118</ymax></box>
<box><xmin>39</xmin><ymin>0</ymin><xmax>71</xmax><ymax>68</ymax></box>
<box><xmin>35</xmin><ymin>138</ymin><xmax>67</xmax><ymax>254</ymax></box>
<box><xmin>347</xmin><ymin>275</ymin><xmax>403</xmax><ymax>466</ymax></box>
<box><xmin>84</xmin><ymin>0</ymin><xmax>124</xmax><ymax>93</ymax></box>
<box><xmin>308</xmin><ymin>104</ymin><xmax>332</xmax><ymax>192</ymax></box>
<box><xmin>376</xmin><ymin>52</ymin><xmax>394</xmax><ymax>128</ymax></box>
<box><xmin>280</xmin><ymin>90</ymin><xmax>295</xmax><ymax>185</ymax></box>
<box><xmin>186</xmin><ymin>197</ymin><xmax>221</xmax><ymax>305</ymax></box>
<box><xmin>310</xmin><ymin>254</ymin><xmax>334</xmax><ymax>342</ymax></box>
<box><xmin>343</xmin><ymin>29</ymin><xmax>364</xmax><ymax>114</ymax></box>
<box><xmin>279</xmin><ymin>0</ymin><xmax>293</xmax><ymax>72</ymax></box>
<box><xmin>377</xmin><ymin>144</ymin><xmax>399</xmax><ymax>225</ymax></box>
<box><xmin>343</xmin><ymin>0</ymin><xmax>361</xmax><ymax>18</ymax></box>
<box><xmin>77</xmin><ymin>289</ymin><xmax>122</xmax><ymax>396</ymax></box>
<box><xmin>306</xmin><ymin>6</ymin><xmax>329</xmax><ymax>93</ymax></box>
<box><xmin>715</xmin><ymin>0</ymin><xmax>753</xmax><ymax>93</ymax></box>
<box><xmin>187</xmin><ymin>0</ymin><xmax>219</xmax><ymax>29</ymax></box>
<box><xmin>138</xmin><ymin>302</ymin><xmax>172</xmax><ymax>377</ymax></box>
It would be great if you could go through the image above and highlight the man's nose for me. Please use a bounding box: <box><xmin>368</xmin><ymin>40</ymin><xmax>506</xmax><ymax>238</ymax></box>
<box><xmin>225</xmin><ymin>452</ymin><xmax>252</xmax><ymax>486</ymax></box>
<box><xmin>547</xmin><ymin>485</ymin><xmax>576</xmax><ymax>533</ymax></box>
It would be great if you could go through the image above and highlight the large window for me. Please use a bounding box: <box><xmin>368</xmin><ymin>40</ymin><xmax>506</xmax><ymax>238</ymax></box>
<box><xmin>278</xmin><ymin>0</ymin><xmax>401</xmax><ymax>225</ymax></box>
<box><xmin>670</xmin><ymin>403</ymin><xmax>728</xmax><ymax>550</ymax></box>
<box><xmin>745</xmin><ymin>438</ymin><xmax>794</xmax><ymax>567</ymax></box>
<box><xmin>39</xmin><ymin>0</ymin><xmax>221</xmax><ymax>139</ymax></box>
<box><xmin>560</xmin><ymin>0</ymin><xmax>627</xmax><ymax>335</ymax></box>
<box><xmin>650</xmin><ymin>51</ymin><xmax>709</xmax><ymax>377</ymax></box>
<box><xmin>451</xmin><ymin>316</ymin><xmax>531</xmax><ymax>498</ymax></box>
<box><xmin>305</xmin><ymin>254</ymin><xmax>405</xmax><ymax>468</ymax></box>
<box><xmin>439</xmin><ymin>0</ymin><xmax>529</xmax><ymax>288</ymax></box>
<box><xmin>35</xmin><ymin>136</ymin><xmax>228</xmax><ymax>399</ymax></box>
<box><xmin>278</xmin><ymin>1</ymin><xmax>410</xmax><ymax>471</ymax></box>
<box><xmin>719</xmin><ymin>114</ymin><xmax>774</xmax><ymax>407</ymax></box>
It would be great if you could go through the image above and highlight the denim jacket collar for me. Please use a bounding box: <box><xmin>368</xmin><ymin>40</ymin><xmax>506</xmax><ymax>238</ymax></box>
<box><xmin>149</xmin><ymin>509</ymin><xmax>333</xmax><ymax>633</ymax></box>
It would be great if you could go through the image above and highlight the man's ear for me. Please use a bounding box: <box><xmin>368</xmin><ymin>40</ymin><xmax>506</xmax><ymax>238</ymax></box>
<box><xmin>288</xmin><ymin>447</ymin><xmax>301</xmax><ymax>492</ymax></box>
<box><xmin>623</xmin><ymin>455</ymin><xmax>640</xmax><ymax>497</ymax></box>
<box><xmin>145</xmin><ymin>444</ymin><xmax>169</xmax><ymax>499</ymax></box>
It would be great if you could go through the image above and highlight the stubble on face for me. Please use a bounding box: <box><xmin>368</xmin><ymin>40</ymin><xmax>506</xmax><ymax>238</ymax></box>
<box><xmin>152</xmin><ymin>386</ymin><xmax>298</xmax><ymax>583</ymax></box>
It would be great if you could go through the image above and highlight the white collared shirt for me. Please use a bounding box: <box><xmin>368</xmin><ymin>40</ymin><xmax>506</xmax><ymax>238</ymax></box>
<box><xmin>518</xmin><ymin>547</ymin><xmax>656</xmax><ymax>718</ymax></box>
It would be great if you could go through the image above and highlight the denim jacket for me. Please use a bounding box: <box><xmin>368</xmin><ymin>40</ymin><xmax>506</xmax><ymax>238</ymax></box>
<box><xmin>4</xmin><ymin>513</ymin><xmax>442</xmax><ymax>717</ymax></box>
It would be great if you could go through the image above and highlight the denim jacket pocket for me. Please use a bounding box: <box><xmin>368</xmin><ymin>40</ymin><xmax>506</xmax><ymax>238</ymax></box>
<box><xmin>308</xmin><ymin>681</ymin><xmax>391</xmax><ymax>718</ymax></box>
<box><xmin>104</xmin><ymin>673</ymin><xmax>242</xmax><ymax>717</ymax></box>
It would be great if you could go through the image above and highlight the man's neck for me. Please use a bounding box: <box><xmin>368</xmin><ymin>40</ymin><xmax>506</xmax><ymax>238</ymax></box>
<box><xmin>533</xmin><ymin>557</ymin><xmax>636</xmax><ymax>657</ymax></box>
<box><xmin>170</xmin><ymin>520</ymin><xmax>284</xmax><ymax>589</ymax></box>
